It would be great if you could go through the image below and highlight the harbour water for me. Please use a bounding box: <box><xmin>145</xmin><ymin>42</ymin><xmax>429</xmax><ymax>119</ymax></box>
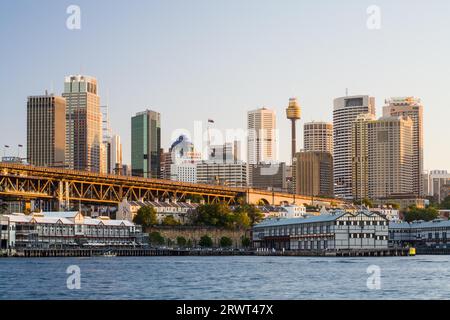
<box><xmin>1</xmin><ymin>255</ymin><xmax>450</xmax><ymax>300</ymax></box>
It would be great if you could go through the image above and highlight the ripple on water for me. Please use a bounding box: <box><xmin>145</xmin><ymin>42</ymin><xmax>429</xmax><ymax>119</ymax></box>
<box><xmin>1</xmin><ymin>256</ymin><xmax>450</xmax><ymax>299</ymax></box>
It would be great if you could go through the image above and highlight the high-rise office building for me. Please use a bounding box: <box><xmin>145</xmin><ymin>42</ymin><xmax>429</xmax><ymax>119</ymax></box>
<box><xmin>209</xmin><ymin>141</ymin><xmax>241</xmax><ymax>163</ymax></box>
<box><xmin>27</xmin><ymin>93</ymin><xmax>66</xmax><ymax>167</ymax></box>
<box><xmin>160</xmin><ymin>150</ymin><xmax>172</xmax><ymax>180</ymax></box>
<box><xmin>351</xmin><ymin>113</ymin><xmax>375</xmax><ymax>201</ymax></box>
<box><xmin>109</xmin><ymin>134</ymin><xmax>123</xmax><ymax>174</ymax></box>
<box><xmin>367</xmin><ymin>116</ymin><xmax>414</xmax><ymax>199</ymax></box>
<box><xmin>101</xmin><ymin>105</ymin><xmax>112</xmax><ymax>174</ymax></box>
<box><xmin>294</xmin><ymin>151</ymin><xmax>334</xmax><ymax>198</ymax></box>
<box><xmin>248</xmin><ymin>162</ymin><xmax>287</xmax><ymax>192</ymax></box>
<box><xmin>168</xmin><ymin>135</ymin><xmax>201</xmax><ymax>183</ymax></box>
<box><xmin>333</xmin><ymin>95</ymin><xmax>375</xmax><ymax>200</ymax></box>
<box><xmin>247</xmin><ymin>107</ymin><xmax>277</xmax><ymax>165</ymax></box>
<box><xmin>196</xmin><ymin>161</ymin><xmax>247</xmax><ymax>187</ymax></box>
<box><xmin>63</xmin><ymin>75</ymin><xmax>102</xmax><ymax>172</ymax></box>
<box><xmin>423</xmin><ymin>170</ymin><xmax>450</xmax><ymax>203</ymax></box>
<box><xmin>383</xmin><ymin>97</ymin><xmax>424</xmax><ymax>196</ymax></box>
<box><xmin>131</xmin><ymin>110</ymin><xmax>161</xmax><ymax>178</ymax></box>
<box><xmin>304</xmin><ymin>121</ymin><xmax>333</xmax><ymax>154</ymax></box>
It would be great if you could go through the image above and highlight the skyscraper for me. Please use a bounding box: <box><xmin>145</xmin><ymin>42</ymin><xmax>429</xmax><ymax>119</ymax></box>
<box><xmin>101</xmin><ymin>105</ymin><xmax>112</xmax><ymax>174</ymax></box>
<box><xmin>294</xmin><ymin>151</ymin><xmax>334</xmax><ymax>198</ymax></box>
<box><xmin>304</xmin><ymin>121</ymin><xmax>333</xmax><ymax>154</ymax></box>
<box><xmin>27</xmin><ymin>93</ymin><xmax>66</xmax><ymax>167</ymax></box>
<box><xmin>367</xmin><ymin>116</ymin><xmax>414</xmax><ymax>199</ymax></box>
<box><xmin>131</xmin><ymin>110</ymin><xmax>161</xmax><ymax>178</ymax></box>
<box><xmin>247</xmin><ymin>107</ymin><xmax>277</xmax><ymax>165</ymax></box>
<box><xmin>333</xmin><ymin>95</ymin><xmax>375</xmax><ymax>200</ymax></box>
<box><xmin>383</xmin><ymin>97</ymin><xmax>424</xmax><ymax>196</ymax></box>
<box><xmin>63</xmin><ymin>75</ymin><xmax>102</xmax><ymax>172</ymax></box>
<box><xmin>209</xmin><ymin>141</ymin><xmax>241</xmax><ymax>163</ymax></box>
<box><xmin>351</xmin><ymin>113</ymin><xmax>375</xmax><ymax>201</ymax></box>
<box><xmin>110</xmin><ymin>134</ymin><xmax>123</xmax><ymax>174</ymax></box>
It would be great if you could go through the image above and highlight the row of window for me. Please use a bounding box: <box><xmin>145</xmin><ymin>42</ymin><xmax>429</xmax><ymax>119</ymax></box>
<box><xmin>349</xmin><ymin>233</ymin><xmax>387</xmax><ymax>240</ymax></box>
<box><xmin>266</xmin><ymin>224</ymin><xmax>332</xmax><ymax>237</ymax></box>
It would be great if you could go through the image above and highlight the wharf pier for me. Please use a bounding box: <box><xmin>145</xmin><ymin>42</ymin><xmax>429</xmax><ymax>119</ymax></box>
<box><xmin>2</xmin><ymin>247</ymin><xmax>411</xmax><ymax>257</ymax></box>
<box><xmin>255</xmin><ymin>248</ymin><xmax>411</xmax><ymax>257</ymax></box>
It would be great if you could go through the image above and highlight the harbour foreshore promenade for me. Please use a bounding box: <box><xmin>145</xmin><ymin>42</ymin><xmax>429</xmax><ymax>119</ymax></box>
<box><xmin>1</xmin><ymin>247</ymin><xmax>412</xmax><ymax>258</ymax></box>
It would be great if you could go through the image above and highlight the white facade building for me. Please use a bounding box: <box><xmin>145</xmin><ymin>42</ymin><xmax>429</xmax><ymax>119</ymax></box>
<box><xmin>333</xmin><ymin>95</ymin><xmax>375</xmax><ymax>200</ymax></box>
<box><xmin>247</xmin><ymin>107</ymin><xmax>277</xmax><ymax>165</ymax></box>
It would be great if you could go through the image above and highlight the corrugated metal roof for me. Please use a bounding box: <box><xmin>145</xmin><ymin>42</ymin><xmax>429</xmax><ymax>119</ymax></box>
<box><xmin>254</xmin><ymin>213</ymin><xmax>345</xmax><ymax>228</ymax></box>
<box><xmin>390</xmin><ymin>219</ymin><xmax>450</xmax><ymax>230</ymax></box>
<box><xmin>40</xmin><ymin>212</ymin><xmax>79</xmax><ymax>219</ymax></box>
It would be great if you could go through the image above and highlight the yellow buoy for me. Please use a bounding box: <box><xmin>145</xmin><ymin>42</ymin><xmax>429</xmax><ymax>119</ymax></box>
<box><xmin>409</xmin><ymin>247</ymin><xmax>416</xmax><ymax>256</ymax></box>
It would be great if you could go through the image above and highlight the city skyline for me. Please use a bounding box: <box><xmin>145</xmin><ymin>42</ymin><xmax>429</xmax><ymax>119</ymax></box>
<box><xmin>1</xmin><ymin>0</ymin><xmax>450</xmax><ymax>171</ymax></box>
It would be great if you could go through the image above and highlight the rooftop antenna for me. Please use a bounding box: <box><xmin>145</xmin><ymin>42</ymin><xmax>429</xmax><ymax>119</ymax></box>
<box><xmin>345</xmin><ymin>88</ymin><xmax>349</xmax><ymax>96</ymax></box>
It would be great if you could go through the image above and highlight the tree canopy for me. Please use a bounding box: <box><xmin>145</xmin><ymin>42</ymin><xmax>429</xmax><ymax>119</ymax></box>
<box><xmin>199</xmin><ymin>235</ymin><xmax>213</xmax><ymax>248</ymax></box>
<box><xmin>193</xmin><ymin>203</ymin><xmax>263</xmax><ymax>229</ymax></box>
<box><xmin>440</xmin><ymin>196</ymin><xmax>450</xmax><ymax>210</ymax></box>
<box><xmin>161</xmin><ymin>215</ymin><xmax>181</xmax><ymax>226</ymax></box>
<box><xmin>149</xmin><ymin>231</ymin><xmax>165</xmax><ymax>246</ymax></box>
<box><xmin>404</xmin><ymin>206</ymin><xmax>439</xmax><ymax>223</ymax></box>
<box><xmin>219</xmin><ymin>236</ymin><xmax>233</xmax><ymax>248</ymax></box>
<box><xmin>133</xmin><ymin>206</ymin><xmax>158</xmax><ymax>228</ymax></box>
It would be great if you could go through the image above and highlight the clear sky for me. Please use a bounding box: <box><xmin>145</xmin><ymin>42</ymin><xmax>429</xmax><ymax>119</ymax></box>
<box><xmin>1</xmin><ymin>0</ymin><xmax>450</xmax><ymax>170</ymax></box>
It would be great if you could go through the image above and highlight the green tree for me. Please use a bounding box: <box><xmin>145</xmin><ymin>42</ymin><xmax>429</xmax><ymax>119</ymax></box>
<box><xmin>219</xmin><ymin>236</ymin><xmax>233</xmax><ymax>248</ymax></box>
<box><xmin>186</xmin><ymin>239</ymin><xmax>193</xmax><ymax>247</ymax></box>
<box><xmin>234</xmin><ymin>204</ymin><xmax>264</xmax><ymax>226</ymax></box>
<box><xmin>385</xmin><ymin>202</ymin><xmax>400</xmax><ymax>210</ymax></box>
<box><xmin>133</xmin><ymin>206</ymin><xmax>158</xmax><ymax>228</ymax></box>
<box><xmin>353</xmin><ymin>198</ymin><xmax>374</xmax><ymax>208</ymax></box>
<box><xmin>404</xmin><ymin>206</ymin><xmax>439</xmax><ymax>222</ymax></box>
<box><xmin>199</xmin><ymin>235</ymin><xmax>213</xmax><ymax>248</ymax></box>
<box><xmin>440</xmin><ymin>196</ymin><xmax>450</xmax><ymax>210</ymax></box>
<box><xmin>241</xmin><ymin>236</ymin><xmax>251</xmax><ymax>248</ymax></box>
<box><xmin>194</xmin><ymin>203</ymin><xmax>234</xmax><ymax>228</ymax></box>
<box><xmin>149</xmin><ymin>231</ymin><xmax>165</xmax><ymax>246</ymax></box>
<box><xmin>176</xmin><ymin>236</ymin><xmax>187</xmax><ymax>247</ymax></box>
<box><xmin>231</xmin><ymin>211</ymin><xmax>251</xmax><ymax>229</ymax></box>
<box><xmin>161</xmin><ymin>215</ymin><xmax>181</xmax><ymax>226</ymax></box>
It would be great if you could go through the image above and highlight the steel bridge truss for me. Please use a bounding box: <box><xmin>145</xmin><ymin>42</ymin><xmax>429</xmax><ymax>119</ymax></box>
<box><xmin>0</xmin><ymin>164</ymin><xmax>241</xmax><ymax>207</ymax></box>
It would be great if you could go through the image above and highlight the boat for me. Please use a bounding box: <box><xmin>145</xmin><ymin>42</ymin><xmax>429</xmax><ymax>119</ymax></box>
<box><xmin>102</xmin><ymin>251</ymin><xmax>117</xmax><ymax>257</ymax></box>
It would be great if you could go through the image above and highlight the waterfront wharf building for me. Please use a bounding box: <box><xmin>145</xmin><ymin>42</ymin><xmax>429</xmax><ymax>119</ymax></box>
<box><xmin>389</xmin><ymin>219</ymin><xmax>450</xmax><ymax>250</ymax></box>
<box><xmin>252</xmin><ymin>210</ymin><xmax>389</xmax><ymax>251</ymax></box>
<box><xmin>116</xmin><ymin>198</ymin><xmax>200</xmax><ymax>224</ymax></box>
<box><xmin>333</xmin><ymin>95</ymin><xmax>375</xmax><ymax>200</ymax></box>
<box><xmin>0</xmin><ymin>211</ymin><xmax>143</xmax><ymax>251</ymax></box>
<box><xmin>27</xmin><ymin>93</ymin><xmax>66</xmax><ymax>168</ymax></box>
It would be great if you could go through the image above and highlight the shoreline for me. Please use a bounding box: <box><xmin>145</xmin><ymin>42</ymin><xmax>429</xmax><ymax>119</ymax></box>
<box><xmin>1</xmin><ymin>247</ymin><xmax>415</xmax><ymax>258</ymax></box>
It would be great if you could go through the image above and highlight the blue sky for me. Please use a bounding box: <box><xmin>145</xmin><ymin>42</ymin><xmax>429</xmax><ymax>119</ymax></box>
<box><xmin>1</xmin><ymin>0</ymin><xmax>450</xmax><ymax>170</ymax></box>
